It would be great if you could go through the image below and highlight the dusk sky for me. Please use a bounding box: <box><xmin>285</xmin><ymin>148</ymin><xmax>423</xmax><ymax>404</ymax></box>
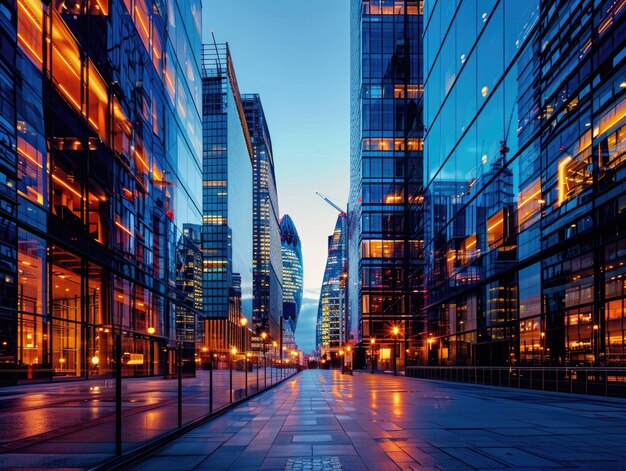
<box><xmin>203</xmin><ymin>1</ymin><xmax>351</xmax><ymax>353</ymax></box>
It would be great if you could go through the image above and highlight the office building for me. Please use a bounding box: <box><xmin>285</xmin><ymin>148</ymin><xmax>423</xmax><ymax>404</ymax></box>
<box><xmin>0</xmin><ymin>0</ymin><xmax>203</xmax><ymax>385</ymax></box>
<box><xmin>242</xmin><ymin>94</ymin><xmax>283</xmax><ymax>342</ymax></box>
<box><xmin>422</xmin><ymin>0</ymin><xmax>626</xmax><ymax>367</ymax></box>
<box><xmin>316</xmin><ymin>213</ymin><xmax>348</xmax><ymax>363</ymax></box>
<box><xmin>348</xmin><ymin>0</ymin><xmax>424</xmax><ymax>370</ymax></box>
<box><xmin>280</xmin><ymin>214</ymin><xmax>303</xmax><ymax>348</ymax></box>
<box><xmin>200</xmin><ymin>43</ymin><xmax>253</xmax><ymax>355</ymax></box>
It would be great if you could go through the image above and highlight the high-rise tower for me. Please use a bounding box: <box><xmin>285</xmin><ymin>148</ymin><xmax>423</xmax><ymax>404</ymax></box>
<box><xmin>280</xmin><ymin>215</ymin><xmax>303</xmax><ymax>349</ymax></box>
<box><xmin>200</xmin><ymin>43</ymin><xmax>253</xmax><ymax>355</ymax></box>
<box><xmin>316</xmin><ymin>213</ymin><xmax>348</xmax><ymax>363</ymax></box>
<box><xmin>348</xmin><ymin>1</ymin><xmax>424</xmax><ymax>370</ymax></box>
<box><xmin>242</xmin><ymin>94</ymin><xmax>283</xmax><ymax>341</ymax></box>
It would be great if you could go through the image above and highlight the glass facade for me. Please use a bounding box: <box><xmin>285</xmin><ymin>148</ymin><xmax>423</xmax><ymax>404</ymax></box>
<box><xmin>200</xmin><ymin>43</ymin><xmax>253</xmax><ymax>351</ymax></box>
<box><xmin>280</xmin><ymin>214</ymin><xmax>303</xmax><ymax>347</ymax></box>
<box><xmin>316</xmin><ymin>213</ymin><xmax>348</xmax><ymax>361</ymax></box>
<box><xmin>0</xmin><ymin>0</ymin><xmax>203</xmax><ymax>384</ymax></box>
<box><xmin>349</xmin><ymin>0</ymin><xmax>424</xmax><ymax>369</ymax></box>
<box><xmin>242</xmin><ymin>94</ymin><xmax>283</xmax><ymax>341</ymax></box>
<box><xmin>422</xmin><ymin>0</ymin><xmax>626</xmax><ymax>367</ymax></box>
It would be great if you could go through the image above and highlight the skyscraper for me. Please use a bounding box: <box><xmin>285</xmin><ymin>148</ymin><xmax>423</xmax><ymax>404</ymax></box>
<box><xmin>316</xmin><ymin>213</ymin><xmax>348</xmax><ymax>364</ymax></box>
<box><xmin>0</xmin><ymin>0</ymin><xmax>203</xmax><ymax>385</ymax></box>
<box><xmin>201</xmin><ymin>43</ymin><xmax>253</xmax><ymax>354</ymax></box>
<box><xmin>280</xmin><ymin>214</ymin><xmax>303</xmax><ymax>349</ymax></box>
<box><xmin>422</xmin><ymin>0</ymin><xmax>626</xmax><ymax>368</ymax></box>
<box><xmin>348</xmin><ymin>1</ymin><xmax>424</xmax><ymax>370</ymax></box>
<box><xmin>242</xmin><ymin>94</ymin><xmax>283</xmax><ymax>342</ymax></box>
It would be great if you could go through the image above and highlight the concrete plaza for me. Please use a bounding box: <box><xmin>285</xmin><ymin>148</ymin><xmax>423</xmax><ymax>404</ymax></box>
<box><xmin>131</xmin><ymin>369</ymin><xmax>626</xmax><ymax>471</ymax></box>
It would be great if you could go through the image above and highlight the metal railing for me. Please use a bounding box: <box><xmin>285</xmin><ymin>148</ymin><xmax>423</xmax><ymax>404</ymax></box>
<box><xmin>406</xmin><ymin>366</ymin><xmax>626</xmax><ymax>398</ymax></box>
<box><xmin>0</xmin><ymin>339</ymin><xmax>299</xmax><ymax>470</ymax></box>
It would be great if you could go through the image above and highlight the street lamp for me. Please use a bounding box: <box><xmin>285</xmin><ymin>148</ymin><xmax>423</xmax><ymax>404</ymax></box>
<box><xmin>593</xmin><ymin>324</ymin><xmax>599</xmax><ymax>364</ymax></box>
<box><xmin>261</xmin><ymin>331</ymin><xmax>268</xmax><ymax>388</ymax></box>
<box><xmin>272</xmin><ymin>340</ymin><xmax>278</xmax><ymax>384</ymax></box>
<box><xmin>230</xmin><ymin>346</ymin><xmax>237</xmax><ymax>403</ymax></box>
<box><xmin>427</xmin><ymin>336</ymin><xmax>434</xmax><ymax>365</ymax></box>
<box><xmin>370</xmin><ymin>338</ymin><xmax>376</xmax><ymax>374</ymax></box>
<box><xmin>392</xmin><ymin>326</ymin><xmax>400</xmax><ymax>376</ymax></box>
<box><xmin>339</xmin><ymin>349</ymin><xmax>344</xmax><ymax>373</ymax></box>
<box><xmin>240</xmin><ymin>318</ymin><xmax>248</xmax><ymax>396</ymax></box>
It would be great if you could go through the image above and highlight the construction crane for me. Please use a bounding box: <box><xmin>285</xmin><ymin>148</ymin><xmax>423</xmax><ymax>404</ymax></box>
<box><xmin>316</xmin><ymin>192</ymin><xmax>346</xmax><ymax>214</ymax></box>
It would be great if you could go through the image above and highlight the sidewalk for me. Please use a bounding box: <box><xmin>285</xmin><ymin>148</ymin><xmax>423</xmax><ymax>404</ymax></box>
<box><xmin>129</xmin><ymin>369</ymin><xmax>626</xmax><ymax>470</ymax></box>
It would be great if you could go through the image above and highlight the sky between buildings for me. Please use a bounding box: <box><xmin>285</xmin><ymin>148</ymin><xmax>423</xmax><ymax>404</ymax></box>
<box><xmin>202</xmin><ymin>1</ymin><xmax>351</xmax><ymax>353</ymax></box>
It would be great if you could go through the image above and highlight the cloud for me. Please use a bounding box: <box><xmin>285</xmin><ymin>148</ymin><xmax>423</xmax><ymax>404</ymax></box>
<box><xmin>294</xmin><ymin>297</ymin><xmax>319</xmax><ymax>354</ymax></box>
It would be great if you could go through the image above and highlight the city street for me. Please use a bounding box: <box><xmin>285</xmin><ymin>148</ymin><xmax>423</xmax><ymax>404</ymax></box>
<box><xmin>131</xmin><ymin>369</ymin><xmax>626</xmax><ymax>470</ymax></box>
<box><xmin>0</xmin><ymin>368</ymin><xmax>292</xmax><ymax>469</ymax></box>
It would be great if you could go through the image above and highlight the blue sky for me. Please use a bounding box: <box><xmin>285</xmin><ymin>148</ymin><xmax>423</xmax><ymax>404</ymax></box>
<box><xmin>202</xmin><ymin>1</ymin><xmax>351</xmax><ymax>353</ymax></box>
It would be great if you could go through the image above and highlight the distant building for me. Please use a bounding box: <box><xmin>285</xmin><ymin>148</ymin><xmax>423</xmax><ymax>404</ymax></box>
<box><xmin>200</xmin><ymin>43</ymin><xmax>253</xmax><ymax>356</ymax></box>
<box><xmin>242</xmin><ymin>94</ymin><xmax>283</xmax><ymax>342</ymax></box>
<box><xmin>280</xmin><ymin>215</ymin><xmax>303</xmax><ymax>349</ymax></box>
<box><xmin>175</xmin><ymin>224</ymin><xmax>203</xmax><ymax>369</ymax></box>
<box><xmin>316</xmin><ymin>213</ymin><xmax>348</xmax><ymax>364</ymax></box>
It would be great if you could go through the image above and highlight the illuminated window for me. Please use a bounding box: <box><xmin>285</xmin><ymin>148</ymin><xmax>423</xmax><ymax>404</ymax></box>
<box><xmin>361</xmin><ymin>240</ymin><xmax>404</xmax><ymax>258</ymax></box>
<box><xmin>50</xmin><ymin>11</ymin><xmax>82</xmax><ymax>112</ymax></box>
<box><xmin>364</xmin><ymin>0</ymin><xmax>422</xmax><ymax>15</ymax></box>
<box><xmin>112</xmin><ymin>96</ymin><xmax>132</xmax><ymax>157</ymax></box>
<box><xmin>87</xmin><ymin>61</ymin><xmax>109</xmax><ymax>141</ymax></box>
<box><xmin>17</xmin><ymin>0</ymin><xmax>43</xmax><ymax>67</ymax></box>
<box><xmin>461</xmin><ymin>234</ymin><xmax>478</xmax><ymax>264</ymax></box>
<box><xmin>17</xmin><ymin>137</ymin><xmax>45</xmax><ymax>205</ymax></box>
<box><xmin>487</xmin><ymin>209</ymin><xmax>505</xmax><ymax>249</ymax></box>
<box><xmin>517</xmin><ymin>178</ymin><xmax>542</xmax><ymax>228</ymax></box>
<box><xmin>557</xmin><ymin>152</ymin><xmax>592</xmax><ymax>204</ymax></box>
<box><xmin>51</xmin><ymin>163</ymin><xmax>82</xmax><ymax>225</ymax></box>
<box><xmin>407</xmin><ymin>138</ymin><xmax>423</xmax><ymax>151</ymax></box>
<box><xmin>134</xmin><ymin>0</ymin><xmax>151</xmax><ymax>55</ymax></box>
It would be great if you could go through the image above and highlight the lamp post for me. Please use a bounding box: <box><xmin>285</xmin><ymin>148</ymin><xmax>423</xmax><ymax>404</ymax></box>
<box><xmin>339</xmin><ymin>349</ymin><xmax>344</xmax><ymax>373</ymax></box>
<box><xmin>240</xmin><ymin>318</ymin><xmax>248</xmax><ymax>395</ymax></box>
<box><xmin>392</xmin><ymin>326</ymin><xmax>400</xmax><ymax>376</ymax></box>
<box><xmin>370</xmin><ymin>338</ymin><xmax>376</xmax><ymax>374</ymax></box>
<box><xmin>272</xmin><ymin>340</ymin><xmax>278</xmax><ymax>384</ymax></box>
<box><xmin>427</xmin><ymin>337</ymin><xmax>434</xmax><ymax>366</ymax></box>
<box><xmin>230</xmin><ymin>346</ymin><xmax>237</xmax><ymax>403</ymax></box>
<box><xmin>261</xmin><ymin>331</ymin><xmax>267</xmax><ymax>389</ymax></box>
<box><xmin>593</xmin><ymin>324</ymin><xmax>599</xmax><ymax>365</ymax></box>
<box><xmin>540</xmin><ymin>331</ymin><xmax>545</xmax><ymax>365</ymax></box>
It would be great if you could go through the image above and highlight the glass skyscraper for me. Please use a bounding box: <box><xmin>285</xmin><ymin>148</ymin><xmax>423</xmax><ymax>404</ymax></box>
<box><xmin>242</xmin><ymin>94</ymin><xmax>283</xmax><ymax>341</ymax></box>
<box><xmin>0</xmin><ymin>0</ymin><xmax>203</xmax><ymax>385</ymax></box>
<box><xmin>349</xmin><ymin>0</ymin><xmax>424</xmax><ymax>369</ymax></box>
<box><xmin>280</xmin><ymin>214</ymin><xmax>303</xmax><ymax>348</ymax></box>
<box><xmin>200</xmin><ymin>43</ymin><xmax>253</xmax><ymax>353</ymax></box>
<box><xmin>316</xmin><ymin>213</ymin><xmax>348</xmax><ymax>362</ymax></box>
<box><xmin>422</xmin><ymin>0</ymin><xmax>626</xmax><ymax>367</ymax></box>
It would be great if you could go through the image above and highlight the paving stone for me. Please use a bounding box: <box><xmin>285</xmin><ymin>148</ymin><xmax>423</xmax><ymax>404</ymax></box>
<box><xmin>124</xmin><ymin>370</ymin><xmax>626</xmax><ymax>471</ymax></box>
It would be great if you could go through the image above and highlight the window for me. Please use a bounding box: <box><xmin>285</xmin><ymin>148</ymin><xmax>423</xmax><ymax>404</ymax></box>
<box><xmin>487</xmin><ymin>209</ymin><xmax>505</xmax><ymax>248</ymax></box>
<box><xmin>50</xmin><ymin>11</ymin><xmax>82</xmax><ymax>112</ymax></box>
<box><xmin>518</xmin><ymin>178</ymin><xmax>542</xmax><ymax>228</ymax></box>
<box><xmin>17</xmin><ymin>0</ymin><xmax>43</xmax><ymax>67</ymax></box>
<box><xmin>17</xmin><ymin>137</ymin><xmax>45</xmax><ymax>205</ymax></box>
<box><xmin>557</xmin><ymin>152</ymin><xmax>592</xmax><ymax>204</ymax></box>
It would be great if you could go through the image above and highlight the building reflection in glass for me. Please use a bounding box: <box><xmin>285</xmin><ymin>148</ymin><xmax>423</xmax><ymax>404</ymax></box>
<box><xmin>422</xmin><ymin>0</ymin><xmax>626</xmax><ymax>367</ymax></box>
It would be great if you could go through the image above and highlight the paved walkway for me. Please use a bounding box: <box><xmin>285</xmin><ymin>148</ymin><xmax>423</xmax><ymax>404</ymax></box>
<box><xmin>131</xmin><ymin>370</ymin><xmax>626</xmax><ymax>470</ymax></box>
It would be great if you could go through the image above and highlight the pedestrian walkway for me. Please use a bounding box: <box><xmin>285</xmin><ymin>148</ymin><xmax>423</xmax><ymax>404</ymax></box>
<box><xmin>130</xmin><ymin>369</ymin><xmax>626</xmax><ymax>470</ymax></box>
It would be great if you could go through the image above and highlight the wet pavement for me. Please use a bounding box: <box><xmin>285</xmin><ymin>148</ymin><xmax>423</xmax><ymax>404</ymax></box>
<box><xmin>131</xmin><ymin>369</ymin><xmax>626</xmax><ymax>471</ymax></box>
<box><xmin>0</xmin><ymin>368</ymin><xmax>290</xmax><ymax>469</ymax></box>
